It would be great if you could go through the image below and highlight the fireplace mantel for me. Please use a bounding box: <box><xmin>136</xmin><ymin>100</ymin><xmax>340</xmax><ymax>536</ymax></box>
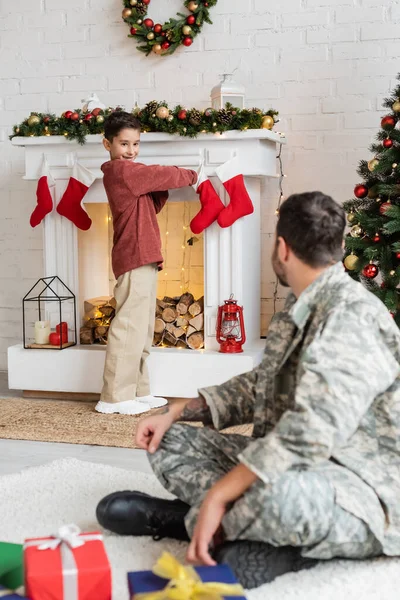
<box><xmin>9</xmin><ymin>130</ymin><xmax>285</xmax><ymax>397</ymax></box>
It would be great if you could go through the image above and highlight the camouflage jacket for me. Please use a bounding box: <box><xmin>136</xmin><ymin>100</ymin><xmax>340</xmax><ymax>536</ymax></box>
<box><xmin>200</xmin><ymin>262</ymin><xmax>400</xmax><ymax>555</ymax></box>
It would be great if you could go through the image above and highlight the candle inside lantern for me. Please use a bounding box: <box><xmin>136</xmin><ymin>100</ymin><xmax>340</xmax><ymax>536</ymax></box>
<box><xmin>49</xmin><ymin>332</ymin><xmax>61</xmax><ymax>346</ymax></box>
<box><xmin>56</xmin><ymin>322</ymin><xmax>68</xmax><ymax>342</ymax></box>
<box><xmin>34</xmin><ymin>321</ymin><xmax>50</xmax><ymax>345</ymax></box>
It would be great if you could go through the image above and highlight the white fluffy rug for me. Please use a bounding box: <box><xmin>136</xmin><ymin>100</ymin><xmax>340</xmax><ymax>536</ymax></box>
<box><xmin>0</xmin><ymin>457</ymin><xmax>398</xmax><ymax>600</ymax></box>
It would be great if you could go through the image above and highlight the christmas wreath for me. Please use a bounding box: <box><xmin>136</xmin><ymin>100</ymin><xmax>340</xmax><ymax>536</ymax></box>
<box><xmin>10</xmin><ymin>102</ymin><xmax>279</xmax><ymax>145</ymax></box>
<box><xmin>122</xmin><ymin>0</ymin><xmax>217</xmax><ymax>56</ymax></box>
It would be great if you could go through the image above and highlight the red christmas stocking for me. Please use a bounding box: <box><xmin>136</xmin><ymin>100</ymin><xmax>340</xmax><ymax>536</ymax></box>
<box><xmin>216</xmin><ymin>157</ymin><xmax>254</xmax><ymax>228</ymax></box>
<box><xmin>57</xmin><ymin>162</ymin><xmax>95</xmax><ymax>230</ymax></box>
<box><xmin>30</xmin><ymin>158</ymin><xmax>55</xmax><ymax>227</ymax></box>
<box><xmin>190</xmin><ymin>164</ymin><xmax>224</xmax><ymax>234</ymax></box>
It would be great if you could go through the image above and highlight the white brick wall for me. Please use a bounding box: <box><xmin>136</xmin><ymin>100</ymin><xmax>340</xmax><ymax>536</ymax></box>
<box><xmin>0</xmin><ymin>0</ymin><xmax>397</xmax><ymax>368</ymax></box>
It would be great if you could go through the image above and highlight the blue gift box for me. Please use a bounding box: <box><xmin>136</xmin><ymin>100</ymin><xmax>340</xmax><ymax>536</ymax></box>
<box><xmin>0</xmin><ymin>585</ymin><xmax>27</xmax><ymax>599</ymax></box>
<box><xmin>127</xmin><ymin>564</ymin><xmax>247</xmax><ymax>600</ymax></box>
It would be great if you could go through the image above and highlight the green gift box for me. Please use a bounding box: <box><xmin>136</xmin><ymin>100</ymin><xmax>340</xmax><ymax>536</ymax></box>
<box><xmin>0</xmin><ymin>542</ymin><xmax>23</xmax><ymax>590</ymax></box>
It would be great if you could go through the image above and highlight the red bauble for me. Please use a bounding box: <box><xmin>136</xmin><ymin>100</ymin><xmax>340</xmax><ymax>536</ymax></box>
<box><xmin>70</xmin><ymin>112</ymin><xmax>79</xmax><ymax>121</ymax></box>
<box><xmin>373</xmin><ymin>233</ymin><xmax>381</xmax><ymax>243</ymax></box>
<box><xmin>183</xmin><ymin>36</ymin><xmax>193</xmax><ymax>46</ymax></box>
<box><xmin>91</xmin><ymin>107</ymin><xmax>102</xmax><ymax>117</ymax></box>
<box><xmin>143</xmin><ymin>18</ymin><xmax>154</xmax><ymax>28</ymax></box>
<box><xmin>64</xmin><ymin>111</ymin><xmax>73</xmax><ymax>119</ymax></box>
<box><xmin>142</xmin><ymin>0</ymin><xmax>151</xmax><ymax>4</ymax></box>
<box><xmin>381</xmin><ymin>115</ymin><xmax>396</xmax><ymax>128</ymax></box>
<box><xmin>84</xmin><ymin>113</ymin><xmax>94</xmax><ymax>121</ymax></box>
<box><xmin>204</xmin><ymin>1</ymin><xmax>209</xmax><ymax>5</ymax></box>
<box><xmin>362</xmin><ymin>264</ymin><xmax>379</xmax><ymax>279</ymax></box>
<box><xmin>379</xmin><ymin>201</ymin><xmax>392</xmax><ymax>215</ymax></box>
<box><xmin>187</xmin><ymin>15</ymin><xmax>196</xmax><ymax>24</ymax></box>
<box><xmin>130</xmin><ymin>26</ymin><xmax>137</xmax><ymax>35</ymax></box>
<box><xmin>178</xmin><ymin>109</ymin><xmax>187</xmax><ymax>120</ymax></box>
<box><xmin>396</xmin><ymin>252</ymin><xmax>400</xmax><ymax>260</ymax></box>
<box><xmin>161</xmin><ymin>41</ymin><xmax>170</xmax><ymax>49</ymax></box>
<box><xmin>383</xmin><ymin>138</ymin><xmax>393</xmax><ymax>149</ymax></box>
<box><xmin>354</xmin><ymin>184</ymin><xmax>368</xmax><ymax>199</ymax></box>
<box><xmin>43</xmin><ymin>116</ymin><xmax>50</xmax><ymax>124</ymax></box>
<box><xmin>390</xmin><ymin>312</ymin><xmax>396</xmax><ymax>318</ymax></box>
<box><xmin>154</xmin><ymin>23</ymin><xmax>163</xmax><ymax>33</ymax></box>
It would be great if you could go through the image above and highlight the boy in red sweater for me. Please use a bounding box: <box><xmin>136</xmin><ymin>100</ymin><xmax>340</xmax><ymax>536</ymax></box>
<box><xmin>95</xmin><ymin>111</ymin><xmax>197</xmax><ymax>415</ymax></box>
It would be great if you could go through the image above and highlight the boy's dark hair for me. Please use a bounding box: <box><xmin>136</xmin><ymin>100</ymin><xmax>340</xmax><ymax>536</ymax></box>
<box><xmin>276</xmin><ymin>191</ymin><xmax>345</xmax><ymax>267</ymax></box>
<box><xmin>104</xmin><ymin>110</ymin><xmax>141</xmax><ymax>141</ymax></box>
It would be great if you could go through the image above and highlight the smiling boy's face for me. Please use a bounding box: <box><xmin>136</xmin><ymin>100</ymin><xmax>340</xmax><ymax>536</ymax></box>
<box><xmin>103</xmin><ymin>127</ymin><xmax>141</xmax><ymax>161</ymax></box>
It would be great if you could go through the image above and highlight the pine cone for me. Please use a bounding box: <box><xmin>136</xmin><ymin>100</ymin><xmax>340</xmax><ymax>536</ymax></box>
<box><xmin>189</xmin><ymin>109</ymin><xmax>202</xmax><ymax>126</ymax></box>
<box><xmin>166</xmin><ymin>29</ymin><xmax>174</xmax><ymax>41</ymax></box>
<box><xmin>135</xmin><ymin>3</ymin><xmax>147</xmax><ymax>15</ymax></box>
<box><xmin>217</xmin><ymin>109</ymin><xmax>232</xmax><ymax>125</ymax></box>
<box><xmin>145</xmin><ymin>101</ymin><xmax>158</xmax><ymax>115</ymax></box>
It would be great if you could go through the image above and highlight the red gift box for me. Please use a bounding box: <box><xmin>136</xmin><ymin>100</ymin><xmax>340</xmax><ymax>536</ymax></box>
<box><xmin>24</xmin><ymin>524</ymin><xmax>111</xmax><ymax>600</ymax></box>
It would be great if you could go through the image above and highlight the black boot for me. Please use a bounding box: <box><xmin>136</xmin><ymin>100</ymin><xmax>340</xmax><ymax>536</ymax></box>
<box><xmin>213</xmin><ymin>540</ymin><xmax>319</xmax><ymax>589</ymax></box>
<box><xmin>96</xmin><ymin>490</ymin><xmax>190</xmax><ymax>541</ymax></box>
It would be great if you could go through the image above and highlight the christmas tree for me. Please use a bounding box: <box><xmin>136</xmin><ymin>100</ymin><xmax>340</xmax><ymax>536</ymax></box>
<box><xmin>344</xmin><ymin>73</ymin><xmax>400</xmax><ymax>325</ymax></box>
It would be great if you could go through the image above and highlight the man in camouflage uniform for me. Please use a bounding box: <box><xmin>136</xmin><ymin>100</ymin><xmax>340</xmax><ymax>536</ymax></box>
<box><xmin>97</xmin><ymin>192</ymin><xmax>400</xmax><ymax>588</ymax></box>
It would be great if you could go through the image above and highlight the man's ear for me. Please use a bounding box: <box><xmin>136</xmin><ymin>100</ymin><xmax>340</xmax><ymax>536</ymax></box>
<box><xmin>103</xmin><ymin>138</ymin><xmax>111</xmax><ymax>152</ymax></box>
<box><xmin>277</xmin><ymin>236</ymin><xmax>289</xmax><ymax>262</ymax></box>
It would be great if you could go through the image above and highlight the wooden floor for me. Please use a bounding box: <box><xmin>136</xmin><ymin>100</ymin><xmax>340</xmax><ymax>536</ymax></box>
<box><xmin>0</xmin><ymin>372</ymin><xmax>152</xmax><ymax>476</ymax></box>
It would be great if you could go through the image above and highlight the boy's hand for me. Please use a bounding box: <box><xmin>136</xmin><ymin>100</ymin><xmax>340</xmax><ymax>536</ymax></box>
<box><xmin>135</xmin><ymin>412</ymin><xmax>174</xmax><ymax>454</ymax></box>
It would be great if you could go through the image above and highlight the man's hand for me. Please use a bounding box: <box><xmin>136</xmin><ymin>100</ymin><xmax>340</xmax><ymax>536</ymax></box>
<box><xmin>186</xmin><ymin>463</ymin><xmax>259</xmax><ymax>566</ymax></box>
<box><xmin>135</xmin><ymin>412</ymin><xmax>174</xmax><ymax>454</ymax></box>
<box><xmin>186</xmin><ymin>489</ymin><xmax>226</xmax><ymax>566</ymax></box>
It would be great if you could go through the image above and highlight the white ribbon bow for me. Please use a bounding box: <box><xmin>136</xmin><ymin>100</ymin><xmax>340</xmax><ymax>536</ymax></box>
<box><xmin>38</xmin><ymin>524</ymin><xmax>85</xmax><ymax>551</ymax></box>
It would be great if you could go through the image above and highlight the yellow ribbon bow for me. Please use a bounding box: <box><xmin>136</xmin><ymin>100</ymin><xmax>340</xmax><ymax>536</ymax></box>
<box><xmin>134</xmin><ymin>552</ymin><xmax>245</xmax><ymax>600</ymax></box>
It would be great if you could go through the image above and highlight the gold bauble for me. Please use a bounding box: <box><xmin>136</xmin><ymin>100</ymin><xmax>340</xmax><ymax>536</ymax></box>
<box><xmin>122</xmin><ymin>7</ymin><xmax>132</xmax><ymax>18</ymax></box>
<box><xmin>367</xmin><ymin>158</ymin><xmax>379</xmax><ymax>172</ymax></box>
<box><xmin>347</xmin><ymin>212</ymin><xmax>357</xmax><ymax>224</ymax></box>
<box><xmin>350</xmin><ymin>224</ymin><xmax>363</xmax><ymax>238</ymax></box>
<box><xmin>188</xmin><ymin>1</ymin><xmax>199</xmax><ymax>10</ymax></box>
<box><xmin>137</xmin><ymin>19</ymin><xmax>142</xmax><ymax>24</ymax></box>
<box><xmin>167</xmin><ymin>115</ymin><xmax>174</xmax><ymax>122</ymax></box>
<box><xmin>367</xmin><ymin>187</ymin><xmax>377</xmax><ymax>199</ymax></box>
<box><xmin>96</xmin><ymin>115</ymin><xmax>105</xmax><ymax>124</ymax></box>
<box><xmin>344</xmin><ymin>254</ymin><xmax>359</xmax><ymax>271</ymax></box>
<box><xmin>16</xmin><ymin>127</ymin><xmax>20</xmax><ymax>133</ymax></box>
<box><xmin>152</xmin><ymin>44</ymin><xmax>162</xmax><ymax>54</ymax></box>
<box><xmin>393</xmin><ymin>163</ymin><xmax>398</xmax><ymax>169</ymax></box>
<box><xmin>392</xmin><ymin>100</ymin><xmax>400</xmax><ymax>112</ymax></box>
<box><xmin>156</xmin><ymin>106</ymin><xmax>169</xmax><ymax>119</ymax></box>
<box><xmin>147</xmin><ymin>32</ymin><xmax>155</xmax><ymax>40</ymax></box>
<box><xmin>182</xmin><ymin>25</ymin><xmax>192</xmax><ymax>35</ymax></box>
<box><xmin>28</xmin><ymin>114</ymin><xmax>40</xmax><ymax>126</ymax></box>
<box><xmin>261</xmin><ymin>115</ymin><xmax>274</xmax><ymax>130</ymax></box>
<box><xmin>130</xmin><ymin>0</ymin><xmax>138</xmax><ymax>4</ymax></box>
<box><xmin>390</xmin><ymin>270</ymin><xmax>396</xmax><ymax>276</ymax></box>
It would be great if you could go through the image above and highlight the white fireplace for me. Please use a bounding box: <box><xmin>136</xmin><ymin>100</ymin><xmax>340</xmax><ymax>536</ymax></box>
<box><xmin>8</xmin><ymin>130</ymin><xmax>284</xmax><ymax>397</ymax></box>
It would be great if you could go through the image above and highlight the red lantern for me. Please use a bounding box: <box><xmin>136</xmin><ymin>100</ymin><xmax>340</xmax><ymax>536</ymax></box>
<box><xmin>216</xmin><ymin>295</ymin><xmax>246</xmax><ymax>354</ymax></box>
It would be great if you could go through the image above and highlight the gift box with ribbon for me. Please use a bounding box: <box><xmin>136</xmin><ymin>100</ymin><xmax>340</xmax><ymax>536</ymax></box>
<box><xmin>0</xmin><ymin>542</ymin><xmax>23</xmax><ymax>590</ymax></box>
<box><xmin>0</xmin><ymin>584</ymin><xmax>28</xmax><ymax>599</ymax></box>
<box><xmin>24</xmin><ymin>524</ymin><xmax>111</xmax><ymax>600</ymax></box>
<box><xmin>127</xmin><ymin>552</ymin><xmax>247</xmax><ymax>600</ymax></box>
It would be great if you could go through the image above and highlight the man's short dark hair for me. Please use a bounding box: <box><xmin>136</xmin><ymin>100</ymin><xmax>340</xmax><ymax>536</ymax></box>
<box><xmin>276</xmin><ymin>192</ymin><xmax>345</xmax><ymax>267</ymax></box>
<box><xmin>104</xmin><ymin>110</ymin><xmax>141</xmax><ymax>141</ymax></box>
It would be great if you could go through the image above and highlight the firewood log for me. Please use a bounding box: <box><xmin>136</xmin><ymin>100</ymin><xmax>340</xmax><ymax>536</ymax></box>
<box><xmin>189</xmin><ymin>313</ymin><xmax>204</xmax><ymax>331</ymax></box>
<box><xmin>186</xmin><ymin>325</ymin><xmax>196</xmax><ymax>338</ymax></box>
<box><xmin>109</xmin><ymin>297</ymin><xmax>117</xmax><ymax>309</ymax></box>
<box><xmin>85</xmin><ymin>318</ymin><xmax>102</xmax><ymax>329</ymax></box>
<box><xmin>177</xmin><ymin>292</ymin><xmax>195</xmax><ymax>315</ymax></box>
<box><xmin>188</xmin><ymin>296</ymin><xmax>204</xmax><ymax>317</ymax></box>
<box><xmin>163</xmin><ymin>296</ymin><xmax>179</xmax><ymax>305</ymax></box>
<box><xmin>99</xmin><ymin>305</ymin><xmax>115</xmax><ymax>318</ymax></box>
<box><xmin>176</xmin><ymin>315</ymin><xmax>189</xmax><ymax>327</ymax></box>
<box><xmin>162</xmin><ymin>306</ymin><xmax>178</xmax><ymax>323</ymax></box>
<box><xmin>163</xmin><ymin>331</ymin><xmax>177</xmax><ymax>346</ymax></box>
<box><xmin>166</xmin><ymin>323</ymin><xmax>185</xmax><ymax>338</ymax></box>
<box><xmin>187</xmin><ymin>332</ymin><xmax>204</xmax><ymax>350</ymax></box>
<box><xmin>95</xmin><ymin>326</ymin><xmax>108</xmax><ymax>339</ymax></box>
<box><xmin>154</xmin><ymin>318</ymin><xmax>166</xmax><ymax>334</ymax></box>
<box><xmin>176</xmin><ymin>339</ymin><xmax>188</xmax><ymax>349</ymax></box>
<box><xmin>80</xmin><ymin>327</ymin><xmax>94</xmax><ymax>345</ymax></box>
<box><xmin>153</xmin><ymin>332</ymin><xmax>164</xmax><ymax>346</ymax></box>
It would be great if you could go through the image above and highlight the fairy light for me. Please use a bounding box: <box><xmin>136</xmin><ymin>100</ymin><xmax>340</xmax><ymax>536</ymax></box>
<box><xmin>272</xmin><ymin>143</ymin><xmax>285</xmax><ymax>316</ymax></box>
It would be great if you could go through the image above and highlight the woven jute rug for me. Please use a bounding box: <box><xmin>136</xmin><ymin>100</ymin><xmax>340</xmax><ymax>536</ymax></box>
<box><xmin>0</xmin><ymin>397</ymin><xmax>252</xmax><ymax>448</ymax></box>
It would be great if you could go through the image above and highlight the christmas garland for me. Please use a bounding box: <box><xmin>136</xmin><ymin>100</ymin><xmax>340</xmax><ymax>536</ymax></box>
<box><xmin>122</xmin><ymin>0</ymin><xmax>217</xmax><ymax>56</ymax></box>
<box><xmin>10</xmin><ymin>102</ymin><xmax>279</xmax><ymax>145</ymax></box>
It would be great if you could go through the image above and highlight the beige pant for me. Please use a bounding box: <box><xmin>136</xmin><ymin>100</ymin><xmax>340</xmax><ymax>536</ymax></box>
<box><xmin>100</xmin><ymin>264</ymin><xmax>158</xmax><ymax>404</ymax></box>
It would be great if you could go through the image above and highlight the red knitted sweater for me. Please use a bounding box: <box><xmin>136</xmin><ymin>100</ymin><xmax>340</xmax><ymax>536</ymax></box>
<box><xmin>101</xmin><ymin>160</ymin><xmax>197</xmax><ymax>279</ymax></box>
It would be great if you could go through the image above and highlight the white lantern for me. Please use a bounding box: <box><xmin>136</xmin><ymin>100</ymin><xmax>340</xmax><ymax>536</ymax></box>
<box><xmin>81</xmin><ymin>93</ymin><xmax>106</xmax><ymax>113</ymax></box>
<box><xmin>210</xmin><ymin>74</ymin><xmax>245</xmax><ymax>110</ymax></box>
